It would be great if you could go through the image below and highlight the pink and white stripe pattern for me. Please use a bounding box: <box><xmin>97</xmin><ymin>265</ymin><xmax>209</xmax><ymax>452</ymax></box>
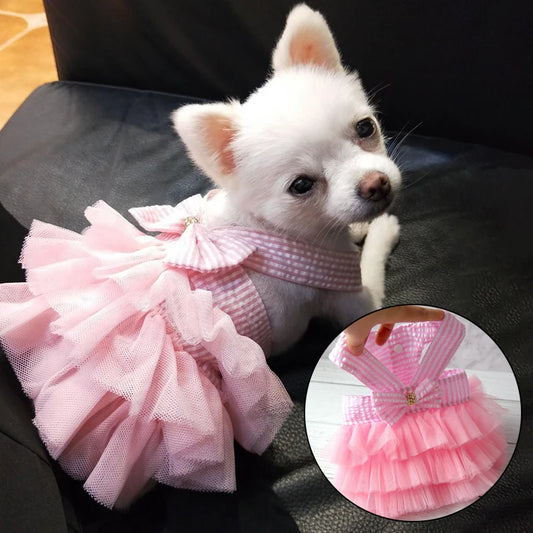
<box><xmin>130</xmin><ymin>195</ymin><xmax>362</xmax><ymax>292</ymax></box>
<box><xmin>330</xmin><ymin>313</ymin><xmax>470</xmax><ymax>425</ymax></box>
<box><xmin>235</xmin><ymin>228</ymin><xmax>361</xmax><ymax>291</ymax></box>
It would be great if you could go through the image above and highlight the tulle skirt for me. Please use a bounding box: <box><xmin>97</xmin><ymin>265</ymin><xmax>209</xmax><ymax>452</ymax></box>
<box><xmin>325</xmin><ymin>376</ymin><xmax>507</xmax><ymax>519</ymax></box>
<box><xmin>0</xmin><ymin>202</ymin><xmax>292</xmax><ymax>508</ymax></box>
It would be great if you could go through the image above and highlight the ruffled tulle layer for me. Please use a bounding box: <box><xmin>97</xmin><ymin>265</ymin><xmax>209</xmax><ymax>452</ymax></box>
<box><xmin>0</xmin><ymin>202</ymin><xmax>292</xmax><ymax>508</ymax></box>
<box><xmin>326</xmin><ymin>376</ymin><xmax>507</xmax><ymax>518</ymax></box>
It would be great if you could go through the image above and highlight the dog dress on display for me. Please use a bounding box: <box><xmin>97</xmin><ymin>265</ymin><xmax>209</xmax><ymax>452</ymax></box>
<box><xmin>326</xmin><ymin>312</ymin><xmax>507</xmax><ymax>519</ymax></box>
<box><xmin>0</xmin><ymin>192</ymin><xmax>362</xmax><ymax>509</ymax></box>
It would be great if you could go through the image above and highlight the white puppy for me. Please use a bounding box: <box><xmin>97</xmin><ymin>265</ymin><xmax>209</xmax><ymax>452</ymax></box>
<box><xmin>173</xmin><ymin>3</ymin><xmax>401</xmax><ymax>354</ymax></box>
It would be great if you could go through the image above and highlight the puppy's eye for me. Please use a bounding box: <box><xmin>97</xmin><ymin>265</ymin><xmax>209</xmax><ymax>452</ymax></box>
<box><xmin>355</xmin><ymin>118</ymin><xmax>375</xmax><ymax>138</ymax></box>
<box><xmin>289</xmin><ymin>175</ymin><xmax>315</xmax><ymax>195</ymax></box>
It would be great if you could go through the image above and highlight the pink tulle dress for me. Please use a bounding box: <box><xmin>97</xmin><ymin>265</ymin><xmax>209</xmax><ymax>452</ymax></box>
<box><xmin>326</xmin><ymin>312</ymin><xmax>507</xmax><ymax>519</ymax></box>
<box><xmin>0</xmin><ymin>192</ymin><xmax>362</xmax><ymax>508</ymax></box>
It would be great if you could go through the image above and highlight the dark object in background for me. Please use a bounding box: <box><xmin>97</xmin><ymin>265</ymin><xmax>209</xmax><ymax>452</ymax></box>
<box><xmin>43</xmin><ymin>0</ymin><xmax>532</xmax><ymax>155</ymax></box>
<box><xmin>0</xmin><ymin>1</ymin><xmax>532</xmax><ymax>532</ymax></box>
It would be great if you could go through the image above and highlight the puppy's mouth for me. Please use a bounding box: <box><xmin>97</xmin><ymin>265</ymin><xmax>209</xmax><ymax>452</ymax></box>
<box><xmin>354</xmin><ymin>194</ymin><xmax>394</xmax><ymax>222</ymax></box>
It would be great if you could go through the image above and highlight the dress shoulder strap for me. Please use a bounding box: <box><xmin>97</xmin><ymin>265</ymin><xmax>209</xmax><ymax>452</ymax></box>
<box><xmin>223</xmin><ymin>227</ymin><xmax>362</xmax><ymax>292</ymax></box>
<box><xmin>329</xmin><ymin>337</ymin><xmax>404</xmax><ymax>391</ymax></box>
<box><xmin>329</xmin><ymin>312</ymin><xmax>465</xmax><ymax>392</ymax></box>
<box><xmin>410</xmin><ymin>312</ymin><xmax>465</xmax><ymax>386</ymax></box>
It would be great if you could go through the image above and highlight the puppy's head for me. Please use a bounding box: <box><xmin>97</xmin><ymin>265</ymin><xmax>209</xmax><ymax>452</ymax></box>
<box><xmin>173</xmin><ymin>4</ymin><xmax>400</xmax><ymax>241</ymax></box>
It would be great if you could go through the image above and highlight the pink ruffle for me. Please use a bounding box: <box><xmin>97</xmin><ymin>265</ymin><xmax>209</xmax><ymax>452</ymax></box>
<box><xmin>0</xmin><ymin>201</ymin><xmax>292</xmax><ymax>508</ymax></box>
<box><xmin>326</xmin><ymin>376</ymin><xmax>507</xmax><ymax>518</ymax></box>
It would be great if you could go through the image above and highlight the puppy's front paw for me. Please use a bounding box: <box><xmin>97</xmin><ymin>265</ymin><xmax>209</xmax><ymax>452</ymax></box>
<box><xmin>367</xmin><ymin>213</ymin><xmax>400</xmax><ymax>253</ymax></box>
<box><xmin>349</xmin><ymin>221</ymin><xmax>370</xmax><ymax>244</ymax></box>
<box><xmin>360</xmin><ymin>214</ymin><xmax>400</xmax><ymax>309</ymax></box>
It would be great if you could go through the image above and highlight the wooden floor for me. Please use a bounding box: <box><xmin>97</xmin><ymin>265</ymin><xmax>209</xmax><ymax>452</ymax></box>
<box><xmin>0</xmin><ymin>0</ymin><xmax>57</xmax><ymax>129</ymax></box>
<box><xmin>305</xmin><ymin>314</ymin><xmax>521</xmax><ymax>521</ymax></box>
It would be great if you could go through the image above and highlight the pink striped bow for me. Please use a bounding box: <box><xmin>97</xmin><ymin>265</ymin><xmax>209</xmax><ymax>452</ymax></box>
<box><xmin>129</xmin><ymin>195</ymin><xmax>257</xmax><ymax>272</ymax></box>
<box><xmin>372</xmin><ymin>379</ymin><xmax>442</xmax><ymax>425</ymax></box>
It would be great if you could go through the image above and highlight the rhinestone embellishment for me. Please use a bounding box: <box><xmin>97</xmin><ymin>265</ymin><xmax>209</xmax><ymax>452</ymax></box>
<box><xmin>406</xmin><ymin>391</ymin><xmax>416</xmax><ymax>406</ymax></box>
<box><xmin>184</xmin><ymin>216</ymin><xmax>199</xmax><ymax>227</ymax></box>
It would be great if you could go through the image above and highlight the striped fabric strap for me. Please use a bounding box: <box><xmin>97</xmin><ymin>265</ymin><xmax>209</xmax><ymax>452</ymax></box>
<box><xmin>129</xmin><ymin>195</ymin><xmax>362</xmax><ymax>292</ymax></box>
<box><xmin>329</xmin><ymin>334</ymin><xmax>404</xmax><ymax>391</ymax></box>
<box><xmin>410</xmin><ymin>312</ymin><xmax>465</xmax><ymax>386</ymax></box>
<box><xmin>224</xmin><ymin>227</ymin><xmax>361</xmax><ymax>292</ymax></box>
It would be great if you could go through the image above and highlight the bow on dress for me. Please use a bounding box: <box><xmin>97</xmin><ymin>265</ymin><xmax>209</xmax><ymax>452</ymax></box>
<box><xmin>130</xmin><ymin>194</ymin><xmax>257</xmax><ymax>272</ymax></box>
<box><xmin>372</xmin><ymin>379</ymin><xmax>442</xmax><ymax>425</ymax></box>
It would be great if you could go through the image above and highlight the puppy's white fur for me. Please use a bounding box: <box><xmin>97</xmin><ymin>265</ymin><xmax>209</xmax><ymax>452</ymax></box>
<box><xmin>172</xmin><ymin>4</ymin><xmax>401</xmax><ymax>354</ymax></box>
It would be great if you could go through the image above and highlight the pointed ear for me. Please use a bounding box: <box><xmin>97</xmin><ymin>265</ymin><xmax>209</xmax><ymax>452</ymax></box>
<box><xmin>272</xmin><ymin>3</ymin><xmax>343</xmax><ymax>73</ymax></box>
<box><xmin>171</xmin><ymin>101</ymin><xmax>240</xmax><ymax>184</ymax></box>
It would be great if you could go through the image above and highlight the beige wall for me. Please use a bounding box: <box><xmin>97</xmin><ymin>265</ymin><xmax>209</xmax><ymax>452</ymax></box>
<box><xmin>0</xmin><ymin>0</ymin><xmax>57</xmax><ymax>128</ymax></box>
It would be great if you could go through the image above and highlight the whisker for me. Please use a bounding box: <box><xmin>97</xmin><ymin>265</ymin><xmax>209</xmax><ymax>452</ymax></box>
<box><xmin>366</xmin><ymin>83</ymin><xmax>391</xmax><ymax>107</ymax></box>
<box><xmin>399</xmin><ymin>169</ymin><xmax>433</xmax><ymax>190</ymax></box>
<box><xmin>314</xmin><ymin>217</ymin><xmax>343</xmax><ymax>248</ymax></box>
<box><xmin>387</xmin><ymin>122</ymin><xmax>423</xmax><ymax>163</ymax></box>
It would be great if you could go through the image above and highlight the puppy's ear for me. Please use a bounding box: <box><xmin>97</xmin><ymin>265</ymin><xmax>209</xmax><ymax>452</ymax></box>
<box><xmin>171</xmin><ymin>101</ymin><xmax>240</xmax><ymax>185</ymax></box>
<box><xmin>272</xmin><ymin>3</ymin><xmax>342</xmax><ymax>73</ymax></box>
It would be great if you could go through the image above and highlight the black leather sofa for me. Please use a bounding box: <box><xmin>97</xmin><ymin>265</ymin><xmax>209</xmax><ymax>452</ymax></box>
<box><xmin>0</xmin><ymin>1</ymin><xmax>531</xmax><ymax>532</ymax></box>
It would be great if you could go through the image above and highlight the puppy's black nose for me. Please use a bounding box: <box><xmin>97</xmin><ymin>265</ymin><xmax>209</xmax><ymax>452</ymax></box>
<box><xmin>358</xmin><ymin>171</ymin><xmax>391</xmax><ymax>201</ymax></box>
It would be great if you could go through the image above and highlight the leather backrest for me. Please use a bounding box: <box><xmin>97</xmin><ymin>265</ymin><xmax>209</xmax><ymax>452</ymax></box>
<box><xmin>43</xmin><ymin>0</ymin><xmax>531</xmax><ymax>154</ymax></box>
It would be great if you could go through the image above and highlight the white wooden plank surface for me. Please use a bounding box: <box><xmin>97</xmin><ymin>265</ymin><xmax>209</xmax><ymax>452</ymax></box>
<box><xmin>304</xmin><ymin>320</ymin><xmax>521</xmax><ymax>522</ymax></box>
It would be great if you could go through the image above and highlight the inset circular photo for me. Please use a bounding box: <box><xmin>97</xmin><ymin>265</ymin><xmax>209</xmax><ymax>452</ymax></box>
<box><xmin>305</xmin><ymin>306</ymin><xmax>520</xmax><ymax>521</ymax></box>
